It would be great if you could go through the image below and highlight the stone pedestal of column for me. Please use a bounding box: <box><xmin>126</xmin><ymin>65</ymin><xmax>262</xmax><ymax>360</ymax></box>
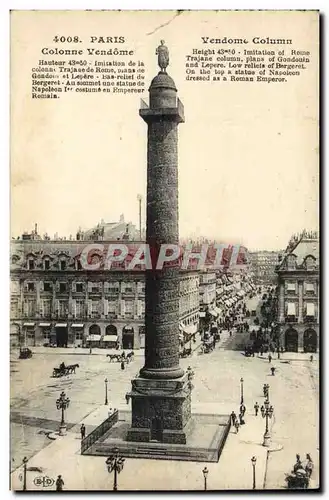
<box><xmin>126</xmin><ymin>374</ymin><xmax>192</xmax><ymax>444</ymax></box>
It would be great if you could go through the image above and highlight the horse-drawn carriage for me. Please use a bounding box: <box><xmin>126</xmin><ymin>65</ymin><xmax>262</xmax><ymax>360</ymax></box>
<box><xmin>179</xmin><ymin>347</ymin><xmax>192</xmax><ymax>358</ymax></box>
<box><xmin>200</xmin><ymin>342</ymin><xmax>214</xmax><ymax>354</ymax></box>
<box><xmin>285</xmin><ymin>470</ymin><xmax>309</xmax><ymax>489</ymax></box>
<box><xmin>19</xmin><ymin>348</ymin><xmax>32</xmax><ymax>359</ymax></box>
<box><xmin>52</xmin><ymin>363</ymin><xmax>79</xmax><ymax>378</ymax></box>
<box><xmin>285</xmin><ymin>454</ymin><xmax>313</xmax><ymax>490</ymax></box>
<box><xmin>244</xmin><ymin>345</ymin><xmax>254</xmax><ymax>357</ymax></box>
<box><xmin>107</xmin><ymin>351</ymin><xmax>134</xmax><ymax>363</ymax></box>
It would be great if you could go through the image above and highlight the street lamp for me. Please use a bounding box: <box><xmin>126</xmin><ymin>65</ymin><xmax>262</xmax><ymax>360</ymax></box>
<box><xmin>106</xmin><ymin>448</ymin><xmax>125</xmax><ymax>491</ymax></box>
<box><xmin>240</xmin><ymin>377</ymin><xmax>244</xmax><ymax>404</ymax></box>
<box><xmin>251</xmin><ymin>456</ymin><xmax>257</xmax><ymax>489</ymax></box>
<box><xmin>105</xmin><ymin>378</ymin><xmax>108</xmax><ymax>405</ymax></box>
<box><xmin>261</xmin><ymin>399</ymin><xmax>274</xmax><ymax>447</ymax></box>
<box><xmin>56</xmin><ymin>391</ymin><xmax>70</xmax><ymax>436</ymax></box>
<box><xmin>22</xmin><ymin>456</ymin><xmax>28</xmax><ymax>491</ymax></box>
<box><xmin>202</xmin><ymin>466</ymin><xmax>209</xmax><ymax>491</ymax></box>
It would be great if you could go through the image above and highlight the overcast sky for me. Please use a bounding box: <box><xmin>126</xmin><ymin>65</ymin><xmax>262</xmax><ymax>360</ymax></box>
<box><xmin>11</xmin><ymin>11</ymin><xmax>319</xmax><ymax>251</ymax></box>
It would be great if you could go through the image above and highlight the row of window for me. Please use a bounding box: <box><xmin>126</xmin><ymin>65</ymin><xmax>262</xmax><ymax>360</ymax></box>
<box><xmin>17</xmin><ymin>280</ymin><xmax>201</xmax><ymax>297</ymax></box>
<box><xmin>11</xmin><ymin>298</ymin><xmax>146</xmax><ymax>318</ymax></box>
<box><xmin>284</xmin><ymin>301</ymin><xmax>318</xmax><ymax>320</ymax></box>
<box><xmin>17</xmin><ymin>281</ymin><xmax>146</xmax><ymax>294</ymax></box>
<box><xmin>285</xmin><ymin>282</ymin><xmax>317</xmax><ymax>294</ymax></box>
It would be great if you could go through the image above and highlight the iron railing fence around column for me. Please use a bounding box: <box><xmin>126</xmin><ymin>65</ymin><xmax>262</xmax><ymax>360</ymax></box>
<box><xmin>81</xmin><ymin>409</ymin><xmax>119</xmax><ymax>454</ymax></box>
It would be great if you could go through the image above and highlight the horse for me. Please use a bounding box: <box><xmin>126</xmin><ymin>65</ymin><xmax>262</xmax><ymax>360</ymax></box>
<box><xmin>107</xmin><ymin>354</ymin><xmax>120</xmax><ymax>362</ymax></box>
<box><xmin>126</xmin><ymin>351</ymin><xmax>134</xmax><ymax>363</ymax></box>
<box><xmin>67</xmin><ymin>363</ymin><xmax>79</xmax><ymax>374</ymax></box>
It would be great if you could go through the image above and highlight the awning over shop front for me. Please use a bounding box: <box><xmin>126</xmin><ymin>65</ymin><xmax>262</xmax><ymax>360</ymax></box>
<box><xmin>72</xmin><ymin>324</ymin><xmax>84</xmax><ymax>328</ymax></box>
<box><xmin>55</xmin><ymin>323</ymin><xmax>68</xmax><ymax>328</ymax></box>
<box><xmin>287</xmin><ymin>302</ymin><xmax>296</xmax><ymax>316</ymax></box>
<box><xmin>183</xmin><ymin>324</ymin><xmax>198</xmax><ymax>335</ymax></box>
<box><xmin>23</xmin><ymin>323</ymin><xmax>35</xmax><ymax>327</ymax></box>
<box><xmin>199</xmin><ymin>312</ymin><xmax>206</xmax><ymax>318</ymax></box>
<box><xmin>39</xmin><ymin>323</ymin><xmax>51</xmax><ymax>327</ymax></box>
<box><xmin>209</xmin><ymin>309</ymin><xmax>218</xmax><ymax>317</ymax></box>
<box><xmin>306</xmin><ymin>303</ymin><xmax>315</xmax><ymax>317</ymax></box>
<box><xmin>86</xmin><ymin>335</ymin><xmax>101</xmax><ymax>342</ymax></box>
<box><xmin>103</xmin><ymin>335</ymin><xmax>118</xmax><ymax>342</ymax></box>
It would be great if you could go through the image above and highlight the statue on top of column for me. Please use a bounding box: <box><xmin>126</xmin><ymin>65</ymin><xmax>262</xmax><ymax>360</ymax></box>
<box><xmin>156</xmin><ymin>40</ymin><xmax>169</xmax><ymax>73</ymax></box>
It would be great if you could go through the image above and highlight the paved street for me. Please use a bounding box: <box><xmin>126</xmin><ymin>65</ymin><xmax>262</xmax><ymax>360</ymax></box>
<box><xmin>10</xmin><ymin>299</ymin><xmax>319</xmax><ymax>491</ymax></box>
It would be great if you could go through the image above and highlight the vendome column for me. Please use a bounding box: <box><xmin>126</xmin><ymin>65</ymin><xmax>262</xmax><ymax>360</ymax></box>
<box><xmin>126</xmin><ymin>43</ymin><xmax>192</xmax><ymax>445</ymax></box>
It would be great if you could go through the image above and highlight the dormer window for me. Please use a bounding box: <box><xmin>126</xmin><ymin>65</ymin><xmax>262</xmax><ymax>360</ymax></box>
<box><xmin>28</xmin><ymin>259</ymin><xmax>35</xmax><ymax>270</ymax></box>
<box><xmin>305</xmin><ymin>255</ymin><xmax>316</xmax><ymax>270</ymax></box>
<box><xmin>44</xmin><ymin>259</ymin><xmax>50</xmax><ymax>270</ymax></box>
<box><xmin>286</xmin><ymin>255</ymin><xmax>296</xmax><ymax>270</ymax></box>
<box><xmin>60</xmin><ymin>260</ymin><xmax>66</xmax><ymax>271</ymax></box>
<box><xmin>11</xmin><ymin>255</ymin><xmax>19</xmax><ymax>265</ymax></box>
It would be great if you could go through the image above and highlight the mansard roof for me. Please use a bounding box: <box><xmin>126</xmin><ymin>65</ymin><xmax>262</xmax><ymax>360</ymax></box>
<box><xmin>277</xmin><ymin>237</ymin><xmax>319</xmax><ymax>272</ymax></box>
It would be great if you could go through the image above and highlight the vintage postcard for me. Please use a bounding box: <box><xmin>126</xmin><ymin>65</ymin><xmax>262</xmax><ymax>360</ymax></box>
<box><xmin>10</xmin><ymin>10</ymin><xmax>319</xmax><ymax>491</ymax></box>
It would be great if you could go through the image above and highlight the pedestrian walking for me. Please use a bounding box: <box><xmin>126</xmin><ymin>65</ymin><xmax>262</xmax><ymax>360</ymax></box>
<box><xmin>240</xmin><ymin>403</ymin><xmax>246</xmax><ymax>416</ymax></box>
<box><xmin>268</xmin><ymin>354</ymin><xmax>272</xmax><ymax>363</ymax></box>
<box><xmin>310</xmin><ymin>355</ymin><xmax>314</xmax><ymax>362</ymax></box>
<box><xmin>254</xmin><ymin>402</ymin><xmax>259</xmax><ymax>416</ymax></box>
<box><xmin>121</xmin><ymin>360</ymin><xmax>125</xmax><ymax>370</ymax></box>
<box><xmin>56</xmin><ymin>475</ymin><xmax>64</xmax><ymax>491</ymax></box>
<box><xmin>80</xmin><ymin>423</ymin><xmax>86</xmax><ymax>440</ymax></box>
<box><xmin>239</xmin><ymin>413</ymin><xmax>245</xmax><ymax>425</ymax></box>
<box><xmin>234</xmin><ymin>420</ymin><xmax>240</xmax><ymax>433</ymax></box>
<box><xmin>231</xmin><ymin>411</ymin><xmax>237</xmax><ymax>426</ymax></box>
<box><xmin>270</xmin><ymin>366</ymin><xmax>276</xmax><ymax>376</ymax></box>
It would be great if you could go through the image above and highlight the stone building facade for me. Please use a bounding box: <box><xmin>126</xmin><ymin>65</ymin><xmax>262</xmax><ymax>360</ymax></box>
<box><xmin>199</xmin><ymin>271</ymin><xmax>216</xmax><ymax>309</ymax></box>
<box><xmin>249</xmin><ymin>251</ymin><xmax>282</xmax><ymax>284</ymax></box>
<box><xmin>10</xmin><ymin>239</ymin><xmax>199</xmax><ymax>349</ymax></box>
<box><xmin>276</xmin><ymin>234</ymin><xmax>319</xmax><ymax>352</ymax></box>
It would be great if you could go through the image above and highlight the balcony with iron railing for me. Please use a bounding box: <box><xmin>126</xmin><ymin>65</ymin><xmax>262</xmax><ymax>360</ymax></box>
<box><xmin>285</xmin><ymin>315</ymin><xmax>297</xmax><ymax>323</ymax></box>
